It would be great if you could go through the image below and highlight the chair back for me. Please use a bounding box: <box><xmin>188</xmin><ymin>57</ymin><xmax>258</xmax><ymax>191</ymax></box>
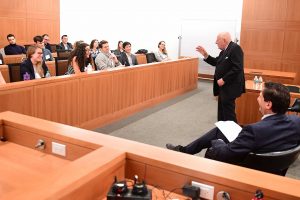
<box><xmin>55</xmin><ymin>57</ymin><xmax>69</xmax><ymax>76</ymax></box>
<box><xmin>56</xmin><ymin>50</ymin><xmax>71</xmax><ymax>59</ymax></box>
<box><xmin>50</xmin><ymin>44</ymin><xmax>57</xmax><ymax>53</ymax></box>
<box><xmin>286</xmin><ymin>85</ymin><xmax>300</xmax><ymax>93</ymax></box>
<box><xmin>242</xmin><ymin>145</ymin><xmax>300</xmax><ymax>176</ymax></box>
<box><xmin>8</xmin><ymin>63</ymin><xmax>21</xmax><ymax>82</ymax></box>
<box><xmin>146</xmin><ymin>53</ymin><xmax>157</xmax><ymax>63</ymax></box>
<box><xmin>288</xmin><ymin>98</ymin><xmax>300</xmax><ymax>113</ymax></box>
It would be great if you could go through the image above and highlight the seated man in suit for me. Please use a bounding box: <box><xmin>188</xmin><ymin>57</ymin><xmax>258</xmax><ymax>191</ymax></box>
<box><xmin>4</xmin><ymin>34</ymin><xmax>26</xmax><ymax>55</ymax></box>
<box><xmin>119</xmin><ymin>41</ymin><xmax>138</xmax><ymax>67</ymax></box>
<box><xmin>166</xmin><ymin>82</ymin><xmax>300</xmax><ymax>165</ymax></box>
<box><xmin>57</xmin><ymin>35</ymin><xmax>73</xmax><ymax>51</ymax></box>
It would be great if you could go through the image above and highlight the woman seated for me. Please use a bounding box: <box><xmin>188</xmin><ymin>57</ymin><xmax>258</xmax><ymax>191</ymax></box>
<box><xmin>154</xmin><ymin>41</ymin><xmax>171</xmax><ymax>62</ymax></box>
<box><xmin>20</xmin><ymin>46</ymin><xmax>50</xmax><ymax>81</ymax></box>
<box><xmin>65</xmin><ymin>42</ymin><xmax>95</xmax><ymax>74</ymax></box>
<box><xmin>90</xmin><ymin>39</ymin><xmax>100</xmax><ymax>61</ymax></box>
<box><xmin>113</xmin><ymin>41</ymin><xmax>124</xmax><ymax>57</ymax></box>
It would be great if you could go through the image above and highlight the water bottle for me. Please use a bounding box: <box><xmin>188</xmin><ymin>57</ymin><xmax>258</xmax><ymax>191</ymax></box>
<box><xmin>87</xmin><ymin>63</ymin><xmax>92</xmax><ymax>73</ymax></box>
<box><xmin>23</xmin><ymin>72</ymin><xmax>30</xmax><ymax>81</ymax></box>
<box><xmin>253</xmin><ymin>76</ymin><xmax>259</xmax><ymax>84</ymax></box>
<box><xmin>45</xmin><ymin>71</ymin><xmax>51</xmax><ymax>78</ymax></box>
<box><xmin>258</xmin><ymin>76</ymin><xmax>263</xmax><ymax>83</ymax></box>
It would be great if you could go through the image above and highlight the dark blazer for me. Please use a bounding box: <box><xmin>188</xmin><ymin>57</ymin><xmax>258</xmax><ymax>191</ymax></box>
<box><xmin>57</xmin><ymin>42</ymin><xmax>73</xmax><ymax>51</ymax></box>
<box><xmin>119</xmin><ymin>52</ymin><xmax>138</xmax><ymax>66</ymax></box>
<box><xmin>206</xmin><ymin>114</ymin><xmax>300</xmax><ymax>164</ymax></box>
<box><xmin>20</xmin><ymin>59</ymin><xmax>49</xmax><ymax>80</ymax></box>
<box><xmin>205</xmin><ymin>41</ymin><xmax>245</xmax><ymax>99</ymax></box>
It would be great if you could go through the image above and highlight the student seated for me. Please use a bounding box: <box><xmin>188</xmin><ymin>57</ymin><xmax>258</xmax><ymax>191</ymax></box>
<box><xmin>95</xmin><ymin>40</ymin><xmax>121</xmax><ymax>70</ymax></box>
<box><xmin>57</xmin><ymin>35</ymin><xmax>73</xmax><ymax>51</ymax></box>
<box><xmin>20</xmin><ymin>46</ymin><xmax>50</xmax><ymax>80</ymax></box>
<box><xmin>4</xmin><ymin>34</ymin><xmax>26</xmax><ymax>55</ymax></box>
<box><xmin>33</xmin><ymin>35</ymin><xmax>53</xmax><ymax>61</ymax></box>
<box><xmin>89</xmin><ymin>39</ymin><xmax>100</xmax><ymax>61</ymax></box>
<box><xmin>65</xmin><ymin>43</ymin><xmax>94</xmax><ymax>74</ymax></box>
<box><xmin>154</xmin><ymin>41</ymin><xmax>171</xmax><ymax>62</ymax></box>
<box><xmin>166</xmin><ymin>82</ymin><xmax>300</xmax><ymax>165</ymax></box>
<box><xmin>119</xmin><ymin>41</ymin><xmax>138</xmax><ymax>66</ymax></box>
<box><xmin>42</xmin><ymin>34</ymin><xmax>52</xmax><ymax>53</ymax></box>
<box><xmin>113</xmin><ymin>41</ymin><xmax>124</xmax><ymax>57</ymax></box>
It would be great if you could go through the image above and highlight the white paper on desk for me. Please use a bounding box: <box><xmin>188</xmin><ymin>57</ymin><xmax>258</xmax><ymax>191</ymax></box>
<box><xmin>215</xmin><ymin>121</ymin><xmax>242</xmax><ymax>142</ymax></box>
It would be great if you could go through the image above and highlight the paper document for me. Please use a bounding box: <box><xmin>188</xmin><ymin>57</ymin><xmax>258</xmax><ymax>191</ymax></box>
<box><xmin>215</xmin><ymin>121</ymin><xmax>242</xmax><ymax>142</ymax></box>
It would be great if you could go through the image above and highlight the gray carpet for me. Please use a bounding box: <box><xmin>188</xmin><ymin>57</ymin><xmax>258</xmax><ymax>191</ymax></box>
<box><xmin>94</xmin><ymin>80</ymin><xmax>300</xmax><ymax>180</ymax></box>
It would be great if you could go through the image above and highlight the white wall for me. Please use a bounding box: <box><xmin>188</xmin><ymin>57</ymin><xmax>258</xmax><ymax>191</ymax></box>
<box><xmin>60</xmin><ymin>0</ymin><xmax>243</xmax><ymax>59</ymax></box>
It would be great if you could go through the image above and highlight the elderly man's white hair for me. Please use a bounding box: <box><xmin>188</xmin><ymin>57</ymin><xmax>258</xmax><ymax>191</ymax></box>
<box><xmin>218</xmin><ymin>32</ymin><xmax>232</xmax><ymax>43</ymax></box>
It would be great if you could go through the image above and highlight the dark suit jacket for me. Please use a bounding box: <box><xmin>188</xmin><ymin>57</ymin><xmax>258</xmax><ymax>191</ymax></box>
<box><xmin>119</xmin><ymin>52</ymin><xmax>138</xmax><ymax>66</ymax></box>
<box><xmin>206</xmin><ymin>114</ymin><xmax>300</xmax><ymax>164</ymax></box>
<box><xmin>57</xmin><ymin>42</ymin><xmax>73</xmax><ymax>51</ymax></box>
<box><xmin>204</xmin><ymin>41</ymin><xmax>245</xmax><ymax>99</ymax></box>
<box><xmin>20</xmin><ymin>59</ymin><xmax>49</xmax><ymax>80</ymax></box>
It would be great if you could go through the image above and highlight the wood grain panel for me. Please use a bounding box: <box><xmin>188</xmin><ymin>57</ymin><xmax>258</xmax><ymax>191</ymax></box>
<box><xmin>240</xmin><ymin>30</ymin><xmax>284</xmax><ymax>57</ymax></box>
<box><xmin>282</xmin><ymin>61</ymin><xmax>300</xmax><ymax>84</ymax></box>
<box><xmin>0</xmin><ymin>18</ymin><xmax>27</xmax><ymax>47</ymax></box>
<box><xmin>0</xmin><ymin>142</ymin><xmax>70</xmax><ymax>199</ymax></box>
<box><xmin>287</xmin><ymin>0</ymin><xmax>300</xmax><ymax>21</ymax></box>
<box><xmin>33</xmin><ymin>79</ymin><xmax>80</xmax><ymax>126</ymax></box>
<box><xmin>135</xmin><ymin>54</ymin><xmax>147</xmax><ymax>65</ymax></box>
<box><xmin>0</xmin><ymin>0</ymin><xmax>26</xmax><ymax>18</ymax></box>
<box><xmin>4</xmin><ymin>125</ymin><xmax>94</xmax><ymax>161</ymax></box>
<box><xmin>242</xmin><ymin>0</ymin><xmax>287</xmax><ymax>21</ymax></box>
<box><xmin>0</xmin><ymin>65</ymin><xmax>10</xmax><ymax>83</ymax></box>
<box><xmin>241</xmin><ymin>0</ymin><xmax>300</xmax><ymax>85</ymax></box>
<box><xmin>25</xmin><ymin>0</ymin><xmax>60</xmax><ymax>20</ymax></box>
<box><xmin>112</xmin><ymin>69</ymin><xmax>137</xmax><ymax>112</ymax></box>
<box><xmin>45</xmin><ymin>60</ymin><xmax>56</xmax><ymax>76</ymax></box>
<box><xmin>79</xmin><ymin>73</ymin><xmax>113</xmax><ymax>124</ymax></box>
<box><xmin>3</xmin><ymin>55</ymin><xmax>25</xmax><ymax>64</ymax></box>
<box><xmin>0</xmin><ymin>0</ymin><xmax>60</xmax><ymax>47</ymax></box>
<box><xmin>0</xmin><ymin>86</ymin><xmax>33</xmax><ymax>115</ymax></box>
<box><xmin>282</xmin><ymin>31</ymin><xmax>300</xmax><ymax>62</ymax></box>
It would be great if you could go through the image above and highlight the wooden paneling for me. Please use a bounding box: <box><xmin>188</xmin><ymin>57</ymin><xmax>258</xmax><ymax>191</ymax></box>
<box><xmin>79</xmin><ymin>74</ymin><xmax>113</xmax><ymax>124</ymax></box>
<box><xmin>0</xmin><ymin>0</ymin><xmax>60</xmax><ymax>48</ymax></box>
<box><xmin>135</xmin><ymin>54</ymin><xmax>147</xmax><ymax>65</ymax></box>
<box><xmin>45</xmin><ymin>60</ymin><xmax>56</xmax><ymax>76</ymax></box>
<box><xmin>0</xmin><ymin>65</ymin><xmax>10</xmax><ymax>83</ymax></box>
<box><xmin>33</xmin><ymin>79</ymin><xmax>80</xmax><ymax>126</ymax></box>
<box><xmin>0</xmin><ymin>86</ymin><xmax>33</xmax><ymax>115</ymax></box>
<box><xmin>0</xmin><ymin>58</ymin><xmax>198</xmax><ymax>130</ymax></box>
<box><xmin>241</xmin><ymin>0</ymin><xmax>300</xmax><ymax>85</ymax></box>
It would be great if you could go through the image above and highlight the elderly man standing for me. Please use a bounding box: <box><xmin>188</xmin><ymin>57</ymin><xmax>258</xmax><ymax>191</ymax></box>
<box><xmin>196</xmin><ymin>32</ymin><xmax>245</xmax><ymax>122</ymax></box>
<box><xmin>95</xmin><ymin>40</ymin><xmax>121</xmax><ymax>70</ymax></box>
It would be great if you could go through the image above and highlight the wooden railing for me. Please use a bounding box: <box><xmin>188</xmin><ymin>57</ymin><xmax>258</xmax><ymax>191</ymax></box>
<box><xmin>1</xmin><ymin>111</ymin><xmax>300</xmax><ymax>200</ymax></box>
<box><xmin>0</xmin><ymin>58</ymin><xmax>198</xmax><ymax>129</ymax></box>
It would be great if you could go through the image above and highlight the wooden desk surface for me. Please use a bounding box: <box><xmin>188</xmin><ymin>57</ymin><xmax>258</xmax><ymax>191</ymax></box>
<box><xmin>0</xmin><ymin>142</ymin><xmax>70</xmax><ymax>197</ymax></box>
